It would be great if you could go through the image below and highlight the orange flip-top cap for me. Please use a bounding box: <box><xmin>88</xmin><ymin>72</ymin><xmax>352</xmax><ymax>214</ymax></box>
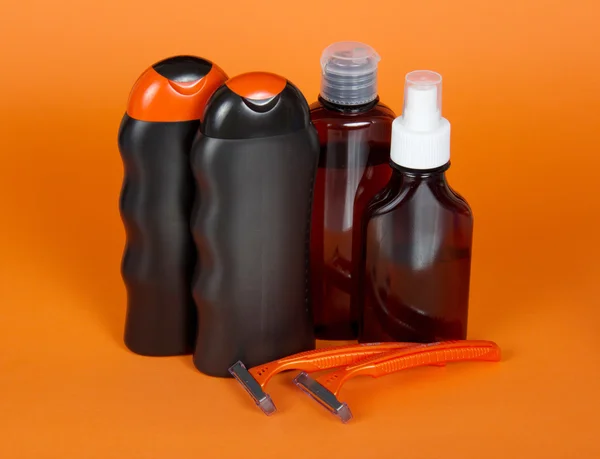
<box><xmin>126</xmin><ymin>63</ymin><xmax>228</xmax><ymax>122</ymax></box>
<box><xmin>226</xmin><ymin>72</ymin><xmax>287</xmax><ymax>100</ymax></box>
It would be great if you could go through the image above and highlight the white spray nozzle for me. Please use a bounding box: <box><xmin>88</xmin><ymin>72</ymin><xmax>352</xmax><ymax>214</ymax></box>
<box><xmin>402</xmin><ymin>70</ymin><xmax>442</xmax><ymax>131</ymax></box>
<box><xmin>391</xmin><ymin>70</ymin><xmax>451</xmax><ymax>170</ymax></box>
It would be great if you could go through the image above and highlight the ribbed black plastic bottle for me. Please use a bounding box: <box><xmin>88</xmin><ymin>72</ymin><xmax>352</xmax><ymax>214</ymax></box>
<box><xmin>191</xmin><ymin>72</ymin><xmax>318</xmax><ymax>377</ymax></box>
<box><xmin>118</xmin><ymin>56</ymin><xmax>227</xmax><ymax>356</ymax></box>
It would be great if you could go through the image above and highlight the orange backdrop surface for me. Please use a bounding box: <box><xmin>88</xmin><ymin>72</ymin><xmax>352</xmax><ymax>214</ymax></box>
<box><xmin>1</xmin><ymin>1</ymin><xmax>599</xmax><ymax>458</ymax></box>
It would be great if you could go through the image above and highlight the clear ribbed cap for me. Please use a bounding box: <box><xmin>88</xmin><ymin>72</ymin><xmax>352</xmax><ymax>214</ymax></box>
<box><xmin>319</xmin><ymin>41</ymin><xmax>380</xmax><ymax>106</ymax></box>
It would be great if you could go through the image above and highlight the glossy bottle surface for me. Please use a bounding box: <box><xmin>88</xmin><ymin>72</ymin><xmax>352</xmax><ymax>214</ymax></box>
<box><xmin>118</xmin><ymin>56</ymin><xmax>227</xmax><ymax>356</ymax></box>
<box><xmin>119</xmin><ymin>119</ymin><xmax>198</xmax><ymax>355</ymax></box>
<box><xmin>358</xmin><ymin>163</ymin><xmax>473</xmax><ymax>343</ymax></box>
<box><xmin>191</xmin><ymin>73</ymin><xmax>318</xmax><ymax>377</ymax></box>
<box><xmin>310</xmin><ymin>97</ymin><xmax>395</xmax><ymax>340</ymax></box>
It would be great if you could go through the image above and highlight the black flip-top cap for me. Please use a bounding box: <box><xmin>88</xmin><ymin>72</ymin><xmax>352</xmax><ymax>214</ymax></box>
<box><xmin>201</xmin><ymin>72</ymin><xmax>312</xmax><ymax>140</ymax></box>
<box><xmin>152</xmin><ymin>55</ymin><xmax>213</xmax><ymax>82</ymax></box>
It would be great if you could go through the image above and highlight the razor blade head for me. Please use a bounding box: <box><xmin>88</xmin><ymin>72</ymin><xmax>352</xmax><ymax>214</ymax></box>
<box><xmin>228</xmin><ymin>361</ymin><xmax>277</xmax><ymax>416</ymax></box>
<box><xmin>293</xmin><ymin>372</ymin><xmax>353</xmax><ymax>423</ymax></box>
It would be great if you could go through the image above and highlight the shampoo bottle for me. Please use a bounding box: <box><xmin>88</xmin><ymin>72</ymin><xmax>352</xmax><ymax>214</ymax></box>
<box><xmin>191</xmin><ymin>72</ymin><xmax>319</xmax><ymax>376</ymax></box>
<box><xmin>118</xmin><ymin>56</ymin><xmax>227</xmax><ymax>356</ymax></box>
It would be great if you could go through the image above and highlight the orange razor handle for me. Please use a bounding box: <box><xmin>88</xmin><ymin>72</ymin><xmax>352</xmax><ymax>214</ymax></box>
<box><xmin>318</xmin><ymin>340</ymin><xmax>501</xmax><ymax>396</ymax></box>
<box><xmin>249</xmin><ymin>342</ymin><xmax>442</xmax><ymax>387</ymax></box>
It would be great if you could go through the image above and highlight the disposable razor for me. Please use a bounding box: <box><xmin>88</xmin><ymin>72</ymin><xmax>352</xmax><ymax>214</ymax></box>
<box><xmin>228</xmin><ymin>342</ymin><xmax>432</xmax><ymax>415</ymax></box>
<box><xmin>293</xmin><ymin>339</ymin><xmax>501</xmax><ymax>423</ymax></box>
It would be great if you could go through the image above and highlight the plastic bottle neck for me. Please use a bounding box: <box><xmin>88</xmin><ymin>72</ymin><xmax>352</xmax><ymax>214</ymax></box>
<box><xmin>318</xmin><ymin>95</ymin><xmax>380</xmax><ymax>114</ymax></box>
<box><xmin>391</xmin><ymin>161</ymin><xmax>450</xmax><ymax>181</ymax></box>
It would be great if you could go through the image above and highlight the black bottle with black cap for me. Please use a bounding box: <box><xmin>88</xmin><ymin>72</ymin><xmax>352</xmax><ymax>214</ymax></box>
<box><xmin>118</xmin><ymin>55</ymin><xmax>228</xmax><ymax>356</ymax></box>
<box><xmin>191</xmin><ymin>72</ymin><xmax>319</xmax><ymax>377</ymax></box>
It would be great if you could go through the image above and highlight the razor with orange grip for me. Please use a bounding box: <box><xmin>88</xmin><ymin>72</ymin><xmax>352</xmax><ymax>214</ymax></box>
<box><xmin>293</xmin><ymin>340</ymin><xmax>501</xmax><ymax>423</ymax></box>
<box><xmin>228</xmin><ymin>342</ymin><xmax>436</xmax><ymax>415</ymax></box>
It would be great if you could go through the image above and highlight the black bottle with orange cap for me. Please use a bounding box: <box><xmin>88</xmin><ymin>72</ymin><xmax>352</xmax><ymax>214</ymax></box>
<box><xmin>118</xmin><ymin>55</ymin><xmax>228</xmax><ymax>356</ymax></box>
<box><xmin>191</xmin><ymin>72</ymin><xmax>319</xmax><ymax>377</ymax></box>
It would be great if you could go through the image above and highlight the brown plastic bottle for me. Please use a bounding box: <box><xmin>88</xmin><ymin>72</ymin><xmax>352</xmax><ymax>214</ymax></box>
<box><xmin>358</xmin><ymin>70</ymin><xmax>473</xmax><ymax>343</ymax></box>
<box><xmin>310</xmin><ymin>42</ymin><xmax>396</xmax><ymax>340</ymax></box>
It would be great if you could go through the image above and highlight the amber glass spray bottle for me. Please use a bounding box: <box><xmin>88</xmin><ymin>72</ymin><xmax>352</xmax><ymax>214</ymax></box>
<box><xmin>358</xmin><ymin>70</ymin><xmax>473</xmax><ymax>343</ymax></box>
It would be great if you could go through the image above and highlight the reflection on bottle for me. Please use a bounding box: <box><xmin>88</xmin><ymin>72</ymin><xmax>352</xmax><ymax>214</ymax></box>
<box><xmin>363</xmin><ymin>245</ymin><xmax>470</xmax><ymax>343</ymax></box>
<box><xmin>360</xmin><ymin>175</ymin><xmax>473</xmax><ymax>343</ymax></box>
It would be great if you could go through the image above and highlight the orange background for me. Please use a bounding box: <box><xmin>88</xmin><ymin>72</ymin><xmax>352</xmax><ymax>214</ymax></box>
<box><xmin>1</xmin><ymin>1</ymin><xmax>599</xmax><ymax>458</ymax></box>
